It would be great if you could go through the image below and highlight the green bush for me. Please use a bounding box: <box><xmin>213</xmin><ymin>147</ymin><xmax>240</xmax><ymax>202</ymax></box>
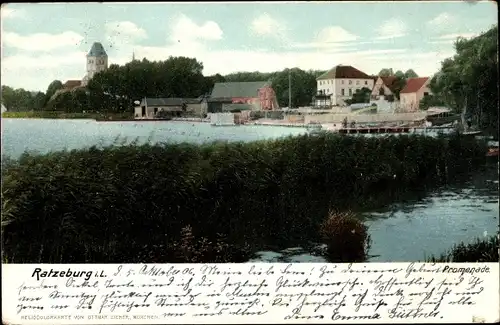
<box><xmin>1</xmin><ymin>132</ymin><xmax>488</xmax><ymax>263</ymax></box>
<box><xmin>319</xmin><ymin>210</ymin><xmax>371</xmax><ymax>262</ymax></box>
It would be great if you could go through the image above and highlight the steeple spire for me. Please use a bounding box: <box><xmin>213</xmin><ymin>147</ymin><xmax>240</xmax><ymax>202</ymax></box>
<box><xmin>132</xmin><ymin>51</ymin><xmax>135</xmax><ymax>62</ymax></box>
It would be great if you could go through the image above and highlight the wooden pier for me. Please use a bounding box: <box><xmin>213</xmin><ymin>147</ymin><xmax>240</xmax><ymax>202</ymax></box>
<box><xmin>337</xmin><ymin>126</ymin><xmax>456</xmax><ymax>135</ymax></box>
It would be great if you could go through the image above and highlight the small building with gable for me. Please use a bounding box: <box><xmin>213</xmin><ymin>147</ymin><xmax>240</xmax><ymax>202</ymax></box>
<box><xmin>399</xmin><ymin>77</ymin><xmax>431</xmax><ymax>112</ymax></box>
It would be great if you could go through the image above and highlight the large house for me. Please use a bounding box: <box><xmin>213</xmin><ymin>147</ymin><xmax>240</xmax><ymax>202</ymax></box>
<box><xmin>208</xmin><ymin>81</ymin><xmax>278</xmax><ymax>112</ymax></box>
<box><xmin>399</xmin><ymin>77</ymin><xmax>431</xmax><ymax>112</ymax></box>
<box><xmin>315</xmin><ymin>65</ymin><xmax>376</xmax><ymax>106</ymax></box>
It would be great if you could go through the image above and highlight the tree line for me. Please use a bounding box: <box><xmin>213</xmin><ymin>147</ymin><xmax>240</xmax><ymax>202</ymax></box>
<box><xmin>0</xmin><ymin>65</ymin><xmax>412</xmax><ymax>112</ymax></box>
<box><xmin>2</xmin><ymin>24</ymin><xmax>496</xmax><ymax>119</ymax></box>
<box><xmin>426</xmin><ymin>25</ymin><xmax>498</xmax><ymax>133</ymax></box>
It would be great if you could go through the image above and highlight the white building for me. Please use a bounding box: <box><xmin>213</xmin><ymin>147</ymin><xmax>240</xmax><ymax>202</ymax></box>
<box><xmin>370</xmin><ymin>76</ymin><xmax>400</xmax><ymax>113</ymax></box>
<box><xmin>81</xmin><ymin>42</ymin><xmax>108</xmax><ymax>86</ymax></box>
<box><xmin>316</xmin><ymin>65</ymin><xmax>375</xmax><ymax>106</ymax></box>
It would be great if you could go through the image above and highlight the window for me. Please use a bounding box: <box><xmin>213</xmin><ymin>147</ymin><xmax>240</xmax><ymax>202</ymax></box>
<box><xmin>341</xmin><ymin>89</ymin><xmax>345</xmax><ymax>96</ymax></box>
<box><xmin>365</xmin><ymin>81</ymin><xmax>368</xmax><ymax>85</ymax></box>
<box><xmin>341</xmin><ymin>80</ymin><xmax>345</xmax><ymax>84</ymax></box>
<box><xmin>349</xmin><ymin>80</ymin><xmax>352</xmax><ymax>85</ymax></box>
<box><xmin>356</xmin><ymin>80</ymin><xmax>360</xmax><ymax>85</ymax></box>
<box><xmin>424</xmin><ymin>92</ymin><xmax>429</xmax><ymax>97</ymax></box>
<box><xmin>349</xmin><ymin>89</ymin><xmax>352</xmax><ymax>96</ymax></box>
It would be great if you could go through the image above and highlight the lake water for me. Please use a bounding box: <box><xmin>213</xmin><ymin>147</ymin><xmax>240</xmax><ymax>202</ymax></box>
<box><xmin>1</xmin><ymin>118</ymin><xmax>307</xmax><ymax>158</ymax></box>
<box><xmin>2</xmin><ymin>118</ymin><xmax>498</xmax><ymax>262</ymax></box>
<box><xmin>250</xmin><ymin>163</ymin><xmax>498</xmax><ymax>262</ymax></box>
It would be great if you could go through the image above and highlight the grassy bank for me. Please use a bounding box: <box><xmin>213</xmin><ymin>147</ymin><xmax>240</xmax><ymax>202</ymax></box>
<box><xmin>1</xmin><ymin>111</ymin><xmax>133</xmax><ymax>120</ymax></box>
<box><xmin>427</xmin><ymin>235</ymin><xmax>499</xmax><ymax>262</ymax></box>
<box><xmin>1</xmin><ymin>132</ymin><xmax>488</xmax><ymax>263</ymax></box>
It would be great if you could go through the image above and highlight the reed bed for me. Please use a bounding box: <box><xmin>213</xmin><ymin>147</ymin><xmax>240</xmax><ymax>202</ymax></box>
<box><xmin>1</xmin><ymin>132</ymin><xmax>487</xmax><ymax>263</ymax></box>
<box><xmin>426</xmin><ymin>235</ymin><xmax>499</xmax><ymax>262</ymax></box>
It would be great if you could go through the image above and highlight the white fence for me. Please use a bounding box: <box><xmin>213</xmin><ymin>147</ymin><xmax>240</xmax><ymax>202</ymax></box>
<box><xmin>209</xmin><ymin>113</ymin><xmax>235</xmax><ymax>126</ymax></box>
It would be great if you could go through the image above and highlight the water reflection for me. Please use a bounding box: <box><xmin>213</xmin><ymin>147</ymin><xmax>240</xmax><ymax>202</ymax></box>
<box><xmin>252</xmin><ymin>163</ymin><xmax>498</xmax><ymax>263</ymax></box>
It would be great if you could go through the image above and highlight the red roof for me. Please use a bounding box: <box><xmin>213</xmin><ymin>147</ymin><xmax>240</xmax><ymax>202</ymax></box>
<box><xmin>400</xmin><ymin>77</ymin><xmax>429</xmax><ymax>94</ymax></box>
<box><xmin>317</xmin><ymin>65</ymin><xmax>371</xmax><ymax>80</ymax></box>
<box><xmin>380</xmin><ymin>76</ymin><xmax>398</xmax><ymax>92</ymax></box>
<box><xmin>63</xmin><ymin>80</ymin><xmax>82</xmax><ymax>89</ymax></box>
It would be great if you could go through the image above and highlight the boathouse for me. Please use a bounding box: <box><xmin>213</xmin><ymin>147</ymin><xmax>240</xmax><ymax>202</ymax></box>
<box><xmin>209</xmin><ymin>81</ymin><xmax>278</xmax><ymax>112</ymax></box>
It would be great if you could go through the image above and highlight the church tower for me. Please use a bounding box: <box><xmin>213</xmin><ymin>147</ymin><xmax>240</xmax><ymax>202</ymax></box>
<box><xmin>82</xmin><ymin>42</ymin><xmax>108</xmax><ymax>86</ymax></box>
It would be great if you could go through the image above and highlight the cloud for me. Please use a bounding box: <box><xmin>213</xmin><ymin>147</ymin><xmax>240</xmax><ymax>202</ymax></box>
<box><xmin>292</xmin><ymin>26</ymin><xmax>358</xmax><ymax>51</ymax></box>
<box><xmin>2</xmin><ymin>31</ymin><xmax>84</xmax><ymax>52</ymax></box>
<box><xmin>316</xmin><ymin>26</ymin><xmax>359</xmax><ymax>43</ymax></box>
<box><xmin>375</xmin><ymin>18</ymin><xmax>407</xmax><ymax>40</ymax></box>
<box><xmin>436</xmin><ymin>32</ymin><xmax>478</xmax><ymax>40</ymax></box>
<box><xmin>249</xmin><ymin>13</ymin><xmax>288</xmax><ymax>40</ymax></box>
<box><xmin>428</xmin><ymin>32</ymin><xmax>478</xmax><ymax>44</ymax></box>
<box><xmin>104</xmin><ymin>21</ymin><xmax>148</xmax><ymax>53</ymax></box>
<box><xmin>105</xmin><ymin>21</ymin><xmax>148</xmax><ymax>41</ymax></box>
<box><xmin>169</xmin><ymin>14</ymin><xmax>223</xmax><ymax>44</ymax></box>
<box><xmin>1</xmin><ymin>6</ymin><xmax>26</xmax><ymax>19</ymax></box>
<box><xmin>2</xmin><ymin>43</ymin><xmax>450</xmax><ymax>92</ymax></box>
<box><xmin>427</xmin><ymin>13</ymin><xmax>457</xmax><ymax>29</ymax></box>
<box><xmin>1</xmin><ymin>14</ymin><xmax>454</xmax><ymax>92</ymax></box>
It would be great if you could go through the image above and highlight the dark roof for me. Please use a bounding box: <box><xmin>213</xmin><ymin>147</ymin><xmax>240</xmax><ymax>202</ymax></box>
<box><xmin>63</xmin><ymin>80</ymin><xmax>82</xmax><ymax>89</ymax></box>
<box><xmin>400</xmin><ymin>77</ymin><xmax>429</xmax><ymax>94</ymax></box>
<box><xmin>207</xmin><ymin>97</ymin><xmax>233</xmax><ymax>103</ymax></box>
<box><xmin>184</xmin><ymin>98</ymin><xmax>204</xmax><ymax>104</ymax></box>
<box><xmin>141</xmin><ymin>97</ymin><xmax>203</xmax><ymax>106</ymax></box>
<box><xmin>88</xmin><ymin>42</ymin><xmax>107</xmax><ymax>57</ymax></box>
<box><xmin>379</xmin><ymin>76</ymin><xmax>398</xmax><ymax>92</ymax></box>
<box><xmin>317</xmin><ymin>65</ymin><xmax>371</xmax><ymax>80</ymax></box>
<box><xmin>222</xmin><ymin>103</ymin><xmax>254</xmax><ymax>111</ymax></box>
<box><xmin>210</xmin><ymin>81</ymin><xmax>270</xmax><ymax>98</ymax></box>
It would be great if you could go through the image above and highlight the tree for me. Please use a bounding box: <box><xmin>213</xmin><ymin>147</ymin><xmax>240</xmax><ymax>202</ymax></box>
<box><xmin>32</xmin><ymin>92</ymin><xmax>46</xmax><ymax>111</ymax></box>
<box><xmin>44</xmin><ymin>80</ymin><xmax>63</xmax><ymax>106</ymax></box>
<box><xmin>430</xmin><ymin>25</ymin><xmax>498</xmax><ymax>133</ymax></box>
<box><xmin>392</xmin><ymin>76</ymin><xmax>407</xmax><ymax>100</ymax></box>
<box><xmin>378</xmin><ymin>68</ymin><xmax>394</xmax><ymax>77</ymax></box>
<box><xmin>224</xmin><ymin>71</ymin><xmax>275</xmax><ymax>82</ymax></box>
<box><xmin>86</xmin><ymin>56</ymin><xmax>208</xmax><ymax>112</ymax></box>
<box><xmin>271</xmin><ymin>68</ymin><xmax>316</xmax><ymax>108</ymax></box>
<box><xmin>394</xmin><ymin>70</ymin><xmax>405</xmax><ymax>78</ymax></box>
<box><xmin>404</xmin><ymin>69</ymin><xmax>419</xmax><ymax>78</ymax></box>
<box><xmin>204</xmin><ymin>73</ymin><xmax>226</xmax><ymax>95</ymax></box>
<box><xmin>419</xmin><ymin>94</ymin><xmax>445</xmax><ymax>110</ymax></box>
<box><xmin>1</xmin><ymin>85</ymin><xmax>45</xmax><ymax>111</ymax></box>
<box><xmin>345</xmin><ymin>87</ymin><xmax>371</xmax><ymax>105</ymax></box>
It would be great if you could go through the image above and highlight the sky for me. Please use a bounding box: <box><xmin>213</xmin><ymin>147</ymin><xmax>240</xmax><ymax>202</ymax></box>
<box><xmin>1</xmin><ymin>1</ymin><xmax>497</xmax><ymax>92</ymax></box>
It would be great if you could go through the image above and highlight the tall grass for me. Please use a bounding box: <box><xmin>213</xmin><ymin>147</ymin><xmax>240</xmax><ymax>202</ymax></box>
<box><xmin>1</xmin><ymin>132</ymin><xmax>488</xmax><ymax>263</ymax></box>
<box><xmin>426</xmin><ymin>235</ymin><xmax>499</xmax><ymax>262</ymax></box>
